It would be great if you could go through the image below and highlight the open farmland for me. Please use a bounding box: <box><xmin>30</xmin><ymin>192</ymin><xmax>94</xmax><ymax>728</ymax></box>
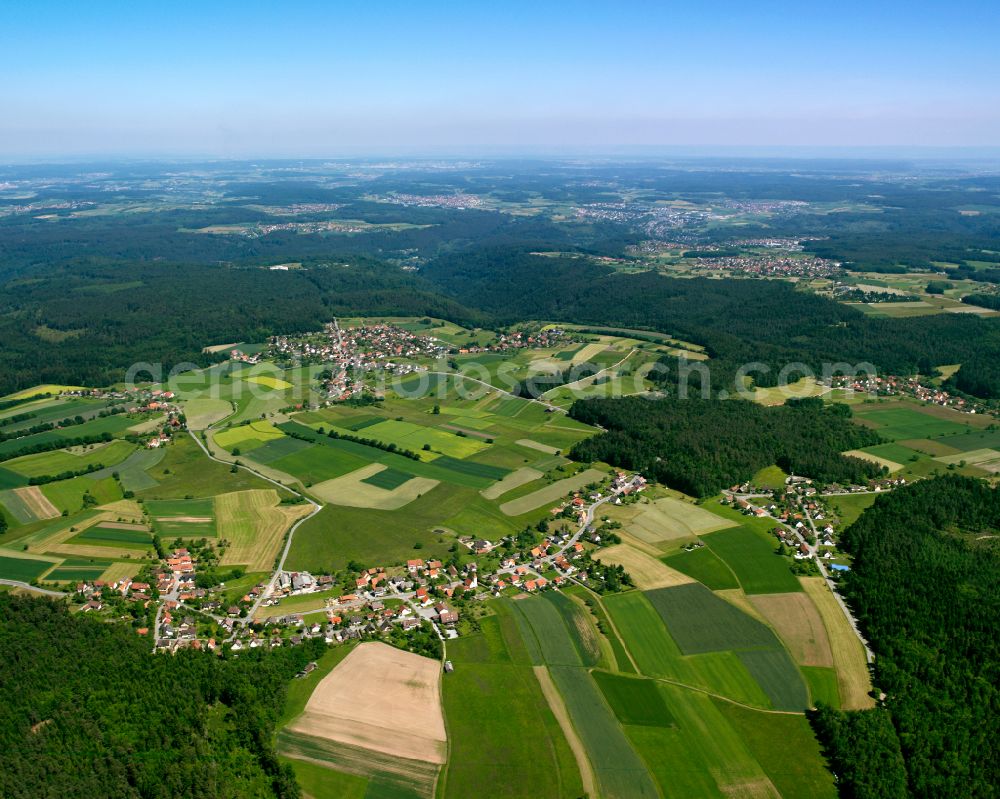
<box><xmin>605</xmin><ymin>494</ymin><xmax>737</xmax><ymax>547</ymax></box>
<box><xmin>310</xmin><ymin>463</ymin><xmax>437</xmax><ymax>509</ymax></box>
<box><xmin>851</xmin><ymin>403</ymin><xmax>975</xmax><ymax>440</ymax></box>
<box><xmin>0</xmin><ymin>553</ymin><xmax>58</xmax><ymax>582</ymax></box>
<box><xmin>663</xmin><ymin>546</ymin><xmax>741</xmax><ymax>589</ymax></box>
<box><xmin>147</xmin><ymin>497</ymin><xmax>217</xmax><ymax>538</ymax></box>
<box><xmin>595</xmin><ymin>543</ymin><xmax>695</xmax><ymax>589</ymax></box>
<box><xmin>439</xmin><ymin>608</ymin><xmax>586</xmax><ymax>799</ymax></box>
<box><xmin>214</xmin><ymin>420</ymin><xmax>285</xmax><ymax>452</ymax></box>
<box><xmin>701</xmin><ymin>521</ymin><xmax>803</xmax><ymax>594</ymax></box>
<box><xmin>800</xmin><ymin>577</ymin><xmax>874</xmax><ymax>710</ymax></box>
<box><xmin>3</xmin><ymin>440</ymin><xmax>135</xmax><ymax>479</ymax></box>
<box><xmin>499</xmin><ymin>468</ymin><xmax>605</xmax><ymax>516</ymax></box>
<box><xmin>0</xmin><ymin>486</ymin><xmax>60</xmax><ymax>523</ymax></box>
<box><xmin>479</xmin><ymin>466</ymin><xmax>543</xmax><ymax>499</ymax></box>
<box><xmin>286</xmin><ymin>642</ymin><xmax>446</xmax><ymax>765</ymax></box>
<box><xmin>511</xmin><ymin>595</ymin><xmax>660</xmax><ymax>799</ymax></box>
<box><xmin>216</xmin><ymin>489</ymin><xmax>313</xmax><ymax>571</ymax></box>
<box><xmin>604</xmin><ymin>590</ymin><xmax>772</xmax><ymax>707</ymax></box>
<box><xmin>750</xmin><ymin>592</ymin><xmax>835</xmax><ymax>667</ymax></box>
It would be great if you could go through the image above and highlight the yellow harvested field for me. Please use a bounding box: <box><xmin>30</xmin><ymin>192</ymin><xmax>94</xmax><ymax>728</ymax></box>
<box><xmin>13</xmin><ymin>486</ymin><xmax>60</xmax><ymax>520</ymax></box>
<box><xmin>843</xmin><ymin>449</ymin><xmax>903</xmax><ymax>473</ymax></box>
<box><xmin>499</xmin><ymin>468</ymin><xmax>605</xmax><ymax>516</ymax></box>
<box><xmin>202</xmin><ymin>341</ymin><xmax>243</xmax><ymax>354</ymax></box>
<box><xmin>98</xmin><ymin>499</ymin><xmax>146</xmax><ymax>522</ymax></box>
<box><xmin>607</xmin><ymin>495</ymin><xmax>736</xmax><ymax>545</ymax></box>
<box><xmin>571</xmin><ymin>342</ymin><xmax>610</xmax><ymax>364</ymax></box>
<box><xmin>310</xmin><ymin>464</ymin><xmax>439</xmax><ymax>510</ymax></box>
<box><xmin>750</xmin><ymin>592</ymin><xmax>834</xmax><ymax>667</ymax></box>
<box><xmin>287</xmin><ymin>642</ymin><xmax>447</xmax><ymax>764</ymax></box>
<box><xmin>217</xmin><ymin>489</ymin><xmax>313</xmax><ymax>571</ymax></box>
<box><xmin>100</xmin><ymin>561</ymin><xmax>142</xmax><ymax>582</ymax></box>
<box><xmin>479</xmin><ymin>466</ymin><xmax>543</xmax><ymax>500</ymax></box>
<box><xmin>749</xmin><ymin>377</ymin><xmax>826</xmax><ymax>406</ymax></box>
<box><xmin>801</xmin><ymin>578</ymin><xmax>874</xmax><ymax>710</ymax></box>
<box><xmin>515</xmin><ymin>438</ymin><xmax>560</xmax><ymax>455</ymax></box>
<box><xmin>246</xmin><ymin>374</ymin><xmax>293</xmax><ymax>390</ymax></box>
<box><xmin>595</xmin><ymin>543</ymin><xmax>694</xmax><ymax>590</ymax></box>
<box><xmin>0</xmin><ymin>384</ymin><xmax>87</xmax><ymax>401</ymax></box>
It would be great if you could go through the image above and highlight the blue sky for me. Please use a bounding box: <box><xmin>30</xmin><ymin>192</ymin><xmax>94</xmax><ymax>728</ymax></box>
<box><xmin>2</xmin><ymin>0</ymin><xmax>999</xmax><ymax>157</ymax></box>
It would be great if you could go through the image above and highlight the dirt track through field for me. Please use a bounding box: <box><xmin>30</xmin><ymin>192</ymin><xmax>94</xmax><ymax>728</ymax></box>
<box><xmin>533</xmin><ymin>666</ymin><xmax>596</xmax><ymax>798</ymax></box>
<box><xmin>287</xmin><ymin>642</ymin><xmax>447</xmax><ymax>764</ymax></box>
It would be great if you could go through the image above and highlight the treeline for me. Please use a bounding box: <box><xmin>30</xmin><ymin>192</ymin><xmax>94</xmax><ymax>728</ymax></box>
<box><xmin>0</xmin><ymin>594</ymin><xmax>330</xmax><ymax>798</ymax></box>
<box><xmin>0</xmin><ymin>432</ymin><xmax>113</xmax><ymax>464</ymax></box>
<box><xmin>962</xmin><ymin>293</ymin><xmax>1000</xmax><ymax>310</ymax></box>
<box><xmin>810</xmin><ymin>476</ymin><xmax>1000</xmax><ymax>798</ymax></box>
<box><xmin>568</xmin><ymin>396</ymin><xmax>882</xmax><ymax>497</ymax></box>
<box><xmin>423</xmin><ymin>247</ymin><xmax>1000</xmax><ymax>398</ymax></box>
<box><xmin>27</xmin><ymin>462</ymin><xmax>107</xmax><ymax>485</ymax></box>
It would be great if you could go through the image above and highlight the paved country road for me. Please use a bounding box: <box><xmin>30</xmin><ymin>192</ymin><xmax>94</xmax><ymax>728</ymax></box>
<box><xmin>0</xmin><ymin>579</ymin><xmax>65</xmax><ymax>597</ymax></box>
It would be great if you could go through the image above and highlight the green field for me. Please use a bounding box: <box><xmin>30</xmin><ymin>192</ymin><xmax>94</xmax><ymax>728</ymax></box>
<box><xmin>137</xmin><ymin>436</ymin><xmax>278</xmax><ymax>499</ymax></box>
<box><xmin>646</xmin><ymin>584</ymin><xmax>783</xmax><ymax>653</ymax></box>
<box><xmin>286</xmin><ymin>481</ymin><xmax>519</xmax><ymax>572</ymax></box>
<box><xmin>0</xmin><ymin>554</ymin><xmax>58</xmax><ymax>582</ymax></box>
<box><xmin>662</xmin><ymin>546</ymin><xmax>740</xmax><ymax>589</ymax></box>
<box><xmin>852</xmin><ymin>405</ymin><xmax>973</xmax><ymax>440</ymax></box>
<box><xmin>215</xmin><ymin>421</ymin><xmax>286</xmax><ymax>453</ymax></box>
<box><xmin>440</xmin><ymin>607</ymin><xmax>585</xmax><ymax>799</ymax></box>
<box><xmin>361</xmin><ymin>467</ymin><xmax>414</xmax><ymax>489</ymax></box>
<box><xmin>247</xmin><ymin>436</ymin><xmax>312</xmax><ymax>464</ymax></box>
<box><xmin>701</xmin><ymin>522</ymin><xmax>802</xmax><ymax>594</ymax></box>
<box><xmin>511</xmin><ymin>595</ymin><xmax>660</xmax><ymax>799</ymax></box>
<box><xmin>3</xmin><ymin>440</ymin><xmax>135</xmax><ymax>479</ymax></box>
<box><xmin>802</xmin><ymin>665</ymin><xmax>842</xmax><ymax>708</ymax></box>
<box><xmin>76</xmin><ymin>524</ymin><xmax>152</xmax><ymax>547</ymax></box>
<box><xmin>713</xmin><ymin>698</ymin><xmax>837</xmax><ymax>797</ymax></box>
<box><xmin>41</xmin><ymin>475</ymin><xmax>121</xmax><ymax>514</ymax></box>
<box><xmin>146</xmin><ymin>497</ymin><xmax>217</xmax><ymax>537</ymax></box>
<box><xmin>592</xmin><ymin>670</ymin><xmax>675</xmax><ymax>727</ymax></box>
<box><xmin>604</xmin><ymin>590</ymin><xmax>771</xmax><ymax>707</ymax></box>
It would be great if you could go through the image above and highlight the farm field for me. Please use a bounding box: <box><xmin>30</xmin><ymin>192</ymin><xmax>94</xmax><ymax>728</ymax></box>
<box><xmin>604</xmin><ymin>590</ymin><xmax>773</xmax><ymax>708</ymax></box>
<box><xmin>216</xmin><ymin>489</ymin><xmax>313</xmax><ymax>571</ymax></box>
<box><xmin>479</xmin><ymin>466</ymin><xmax>542</xmax><ymax>500</ymax></box>
<box><xmin>825</xmin><ymin>491</ymin><xmax>879</xmax><ymax>527</ymax></box>
<box><xmin>851</xmin><ymin>403</ymin><xmax>977</xmax><ymax>440</ymax></box>
<box><xmin>3</xmin><ymin>440</ymin><xmax>135</xmax><ymax>479</ymax></box>
<box><xmin>147</xmin><ymin>497</ymin><xmax>217</xmax><ymax>538</ymax></box>
<box><xmin>41</xmin><ymin>475</ymin><xmax>121</xmax><ymax>515</ymax></box>
<box><xmin>439</xmin><ymin>608</ymin><xmax>586</xmax><ymax>799</ymax></box>
<box><xmin>800</xmin><ymin>577</ymin><xmax>874</xmax><ymax>710</ymax></box>
<box><xmin>286</xmin><ymin>642</ymin><xmax>446</xmax><ymax>765</ymax></box>
<box><xmin>662</xmin><ymin>546</ymin><xmax>740</xmax><ymax>589</ymax></box>
<box><xmin>0</xmin><ymin>553</ymin><xmax>58</xmax><ymax>582</ymax></box>
<box><xmin>701</xmin><ymin>521</ymin><xmax>803</xmax><ymax>594</ymax></box>
<box><xmin>180</xmin><ymin>397</ymin><xmax>233</xmax><ymax>429</ymax></box>
<box><xmin>0</xmin><ymin>486</ymin><xmax>60</xmax><ymax>523</ymax></box>
<box><xmin>511</xmin><ymin>595</ymin><xmax>660</xmax><ymax>799</ymax></box>
<box><xmin>309</xmin><ymin>463</ymin><xmax>437</xmax><ymax>509</ymax></box>
<box><xmin>137</xmin><ymin>436</ymin><xmax>280</xmax><ymax>499</ymax></box>
<box><xmin>749</xmin><ymin>592</ymin><xmax>834</xmax><ymax>667</ymax></box>
<box><xmin>604</xmin><ymin>494</ymin><xmax>737</xmax><ymax>548</ymax></box>
<box><xmin>595</xmin><ymin>543</ymin><xmax>694</xmax><ymax>590</ymax></box>
<box><xmin>214</xmin><ymin>420</ymin><xmax>286</xmax><ymax>453</ymax></box>
<box><xmin>935</xmin><ymin>447</ymin><xmax>1000</xmax><ymax>473</ymax></box>
<box><xmin>498</xmin><ymin>468</ymin><xmax>605</xmax><ymax>516</ymax></box>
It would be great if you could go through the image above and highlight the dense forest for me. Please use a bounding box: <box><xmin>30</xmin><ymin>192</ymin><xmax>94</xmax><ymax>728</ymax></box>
<box><xmin>568</xmin><ymin>396</ymin><xmax>882</xmax><ymax>496</ymax></box>
<box><xmin>0</xmin><ymin>594</ymin><xmax>326</xmax><ymax>798</ymax></box>
<box><xmin>809</xmin><ymin>476</ymin><xmax>1000</xmax><ymax>798</ymax></box>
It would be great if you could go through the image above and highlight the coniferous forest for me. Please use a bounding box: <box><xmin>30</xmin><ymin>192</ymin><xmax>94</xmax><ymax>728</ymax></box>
<box><xmin>809</xmin><ymin>476</ymin><xmax>1000</xmax><ymax>799</ymax></box>
<box><xmin>568</xmin><ymin>396</ymin><xmax>883</xmax><ymax>496</ymax></box>
<box><xmin>0</xmin><ymin>594</ymin><xmax>325</xmax><ymax>798</ymax></box>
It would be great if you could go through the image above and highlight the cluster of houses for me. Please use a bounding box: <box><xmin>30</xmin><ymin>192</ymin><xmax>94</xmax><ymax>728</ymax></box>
<box><xmin>448</xmin><ymin>327</ymin><xmax>570</xmax><ymax>356</ymax></box>
<box><xmin>76</xmin><ymin>576</ymin><xmax>153</xmax><ymax>612</ymax></box>
<box><xmin>832</xmin><ymin>373</ymin><xmax>995</xmax><ymax>418</ymax></box>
